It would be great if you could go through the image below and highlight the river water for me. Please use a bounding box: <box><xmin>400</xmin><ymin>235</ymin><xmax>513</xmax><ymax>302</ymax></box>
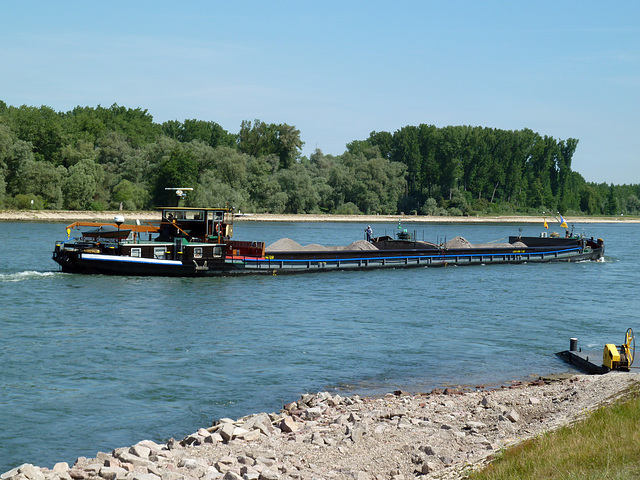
<box><xmin>0</xmin><ymin>220</ymin><xmax>635</xmax><ymax>472</ymax></box>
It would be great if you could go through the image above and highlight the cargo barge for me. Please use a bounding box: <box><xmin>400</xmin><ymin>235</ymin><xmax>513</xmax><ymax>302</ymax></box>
<box><xmin>53</xmin><ymin>206</ymin><xmax>604</xmax><ymax>276</ymax></box>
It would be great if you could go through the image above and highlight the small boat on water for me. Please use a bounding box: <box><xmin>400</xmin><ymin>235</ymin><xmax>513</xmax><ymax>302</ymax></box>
<box><xmin>53</xmin><ymin>206</ymin><xmax>604</xmax><ymax>276</ymax></box>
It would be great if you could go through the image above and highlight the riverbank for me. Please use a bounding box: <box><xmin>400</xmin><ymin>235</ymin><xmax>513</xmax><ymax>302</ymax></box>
<box><xmin>3</xmin><ymin>372</ymin><xmax>637</xmax><ymax>480</ymax></box>
<box><xmin>0</xmin><ymin>209</ymin><xmax>638</xmax><ymax>224</ymax></box>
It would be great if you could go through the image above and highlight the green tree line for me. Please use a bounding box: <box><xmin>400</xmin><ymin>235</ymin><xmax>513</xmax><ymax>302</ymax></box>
<box><xmin>0</xmin><ymin>100</ymin><xmax>636</xmax><ymax>215</ymax></box>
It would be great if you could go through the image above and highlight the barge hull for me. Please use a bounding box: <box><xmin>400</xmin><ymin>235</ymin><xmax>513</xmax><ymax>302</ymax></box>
<box><xmin>54</xmin><ymin>245</ymin><xmax>603</xmax><ymax>276</ymax></box>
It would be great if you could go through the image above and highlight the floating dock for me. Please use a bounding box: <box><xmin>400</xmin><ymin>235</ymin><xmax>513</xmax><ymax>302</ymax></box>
<box><xmin>555</xmin><ymin>337</ymin><xmax>610</xmax><ymax>374</ymax></box>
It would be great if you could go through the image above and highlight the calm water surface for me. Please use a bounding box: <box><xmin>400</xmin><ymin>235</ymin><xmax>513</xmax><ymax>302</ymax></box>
<box><xmin>0</xmin><ymin>220</ymin><xmax>636</xmax><ymax>472</ymax></box>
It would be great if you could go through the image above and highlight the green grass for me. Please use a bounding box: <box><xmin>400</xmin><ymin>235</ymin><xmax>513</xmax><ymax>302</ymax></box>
<box><xmin>470</xmin><ymin>384</ymin><xmax>640</xmax><ymax>480</ymax></box>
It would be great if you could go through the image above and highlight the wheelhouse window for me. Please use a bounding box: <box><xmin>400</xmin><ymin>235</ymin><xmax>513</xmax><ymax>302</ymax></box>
<box><xmin>131</xmin><ymin>248</ymin><xmax>141</xmax><ymax>258</ymax></box>
<box><xmin>164</xmin><ymin>209</ymin><xmax>205</xmax><ymax>221</ymax></box>
<box><xmin>207</xmin><ymin>211</ymin><xmax>224</xmax><ymax>222</ymax></box>
<box><xmin>154</xmin><ymin>247</ymin><xmax>166</xmax><ymax>259</ymax></box>
<box><xmin>194</xmin><ymin>247</ymin><xmax>203</xmax><ymax>259</ymax></box>
<box><xmin>186</xmin><ymin>210</ymin><xmax>204</xmax><ymax>220</ymax></box>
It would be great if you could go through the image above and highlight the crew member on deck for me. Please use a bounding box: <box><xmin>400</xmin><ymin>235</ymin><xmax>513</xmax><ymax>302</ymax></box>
<box><xmin>365</xmin><ymin>225</ymin><xmax>373</xmax><ymax>242</ymax></box>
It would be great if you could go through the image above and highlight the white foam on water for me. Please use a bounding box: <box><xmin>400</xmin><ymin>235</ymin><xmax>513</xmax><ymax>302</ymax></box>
<box><xmin>0</xmin><ymin>271</ymin><xmax>59</xmax><ymax>282</ymax></box>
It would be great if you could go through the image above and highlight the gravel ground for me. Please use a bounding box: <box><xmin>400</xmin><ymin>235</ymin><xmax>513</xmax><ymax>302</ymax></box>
<box><xmin>3</xmin><ymin>372</ymin><xmax>637</xmax><ymax>480</ymax></box>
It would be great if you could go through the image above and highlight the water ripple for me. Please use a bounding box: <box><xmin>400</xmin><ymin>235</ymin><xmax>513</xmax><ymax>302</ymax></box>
<box><xmin>0</xmin><ymin>221</ymin><xmax>634</xmax><ymax>472</ymax></box>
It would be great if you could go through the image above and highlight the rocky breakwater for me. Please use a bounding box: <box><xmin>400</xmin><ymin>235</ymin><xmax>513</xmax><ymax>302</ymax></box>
<box><xmin>3</xmin><ymin>372</ymin><xmax>637</xmax><ymax>480</ymax></box>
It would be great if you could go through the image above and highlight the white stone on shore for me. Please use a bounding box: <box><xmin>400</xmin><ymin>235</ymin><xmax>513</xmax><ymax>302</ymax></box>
<box><xmin>67</xmin><ymin>469</ymin><xmax>86</xmax><ymax>480</ymax></box>
<box><xmin>230</xmin><ymin>427</ymin><xmax>250</xmax><ymax>439</ymax></box>
<box><xmin>258</xmin><ymin>468</ymin><xmax>279</xmax><ymax>480</ymax></box>
<box><xmin>158</xmin><ymin>472</ymin><xmax>182</xmax><ymax>480</ymax></box>
<box><xmin>253</xmin><ymin>456</ymin><xmax>275</xmax><ymax>468</ymax></box>
<box><xmin>466</xmin><ymin>421</ymin><xmax>487</xmax><ymax>430</ymax></box>
<box><xmin>277</xmin><ymin>416</ymin><xmax>299</xmax><ymax>433</ymax></box>
<box><xmin>98</xmin><ymin>466</ymin><xmax>127</xmax><ymax>480</ymax></box>
<box><xmin>51</xmin><ymin>464</ymin><xmax>69</xmax><ymax>475</ymax></box>
<box><xmin>236</xmin><ymin>429</ymin><xmax>262</xmax><ymax>442</ymax></box>
<box><xmin>113</xmin><ymin>451</ymin><xmax>153</xmax><ymax>469</ymax></box>
<box><xmin>129</xmin><ymin>445</ymin><xmax>151</xmax><ymax>459</ymax></box>
<box><xmin>506</xmin><ymin>409</ymin><xmax>520</xmax><ymax>423</ymax></box>
<box><xmin>1</xmin><ymin>466</ymin><xmax>21</xmax><ymax>480</ymax></box>
<box><xmin>130</xmin><ymin>474</ymin><xmax>159</xmax><ymax>480</ymax></box>
<box><xmin>303</xmin><ymin>406</ymin><xmax>323</xmax><ymax>420</ymax></box>
<box><xmin>16</xmin><ymin>466</ymin><xmax>43</xmax><ymax>480</ymax></box>
<box><xmin>218</xmin><ymin>423</ymin><xmax>235</xmax><ymax>442</ymax></box>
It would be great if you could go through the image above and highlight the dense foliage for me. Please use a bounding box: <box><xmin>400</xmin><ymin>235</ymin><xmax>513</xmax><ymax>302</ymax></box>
<box><xmin>0</xmin><ymin>100</ymin><xmax>635</xmax><ymax>215</ymax></box>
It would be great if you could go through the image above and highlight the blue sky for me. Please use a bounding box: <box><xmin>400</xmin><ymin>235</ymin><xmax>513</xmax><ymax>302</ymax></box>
<box><xmin>1</xmin><ymin>1</ymin><xmax>638</xmax><ymax>184</ymax></box>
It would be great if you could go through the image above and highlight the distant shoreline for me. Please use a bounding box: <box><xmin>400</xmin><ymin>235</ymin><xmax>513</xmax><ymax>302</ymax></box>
<box><xmin>0</xmin><ymin>209</ymin><xmax>638</xmax><ymax>224</ymax></box>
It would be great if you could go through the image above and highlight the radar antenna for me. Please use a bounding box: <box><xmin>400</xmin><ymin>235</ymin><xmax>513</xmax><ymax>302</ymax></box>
<box><xmin>164</xmin><ymin>187</ymin><xmax>193</xmax><ymax>206</ymax></box>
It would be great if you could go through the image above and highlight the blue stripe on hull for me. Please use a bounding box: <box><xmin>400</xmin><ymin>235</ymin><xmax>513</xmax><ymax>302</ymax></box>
<box><xmin>81</xmin><ymin>253</ymin><xmax>183</xmax><ymax>266</ymax></box>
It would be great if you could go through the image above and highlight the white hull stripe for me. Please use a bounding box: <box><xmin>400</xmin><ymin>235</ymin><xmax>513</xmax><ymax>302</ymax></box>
<box><xmin>81</xmin><ymin>253</ymin><xmax>183</xmax><ymax>266</ymax></box>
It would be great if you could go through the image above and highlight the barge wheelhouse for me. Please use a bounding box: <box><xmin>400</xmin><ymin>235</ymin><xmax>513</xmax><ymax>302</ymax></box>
<box><xmin>53</xmin><ymin>207</ymin><xmax>264</xmax><ymax>276</ymax></box>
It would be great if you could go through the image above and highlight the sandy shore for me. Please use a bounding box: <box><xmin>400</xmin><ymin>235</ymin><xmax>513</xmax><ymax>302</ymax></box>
<box><xmin>0</xmin><ymin>209</ymin><xmax>637</xmax><ymax>224</ymax></box>
<box><xmin>3</xmin><ymin>372</ymin><xmax>637</xmax><ymax>480</ymax></box>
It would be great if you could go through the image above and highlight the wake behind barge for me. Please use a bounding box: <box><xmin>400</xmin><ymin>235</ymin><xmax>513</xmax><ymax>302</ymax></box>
<box><xmin>53</xmin><ymin>206</ymin><xmax>604</xmax><ymax>276</ymax></box>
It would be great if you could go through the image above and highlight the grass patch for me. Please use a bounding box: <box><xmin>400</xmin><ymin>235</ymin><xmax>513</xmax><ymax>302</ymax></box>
<box><xmin>470</xmin><ymin>383</ymin><xmax>640</xmax><ymax>480</ymax></box>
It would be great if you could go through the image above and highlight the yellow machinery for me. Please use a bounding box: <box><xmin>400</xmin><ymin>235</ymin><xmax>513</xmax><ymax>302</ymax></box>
<box><xmin>603</xmin><ymin>328</ymin><xmax>635</xmax><ymax>371</ymax></box>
